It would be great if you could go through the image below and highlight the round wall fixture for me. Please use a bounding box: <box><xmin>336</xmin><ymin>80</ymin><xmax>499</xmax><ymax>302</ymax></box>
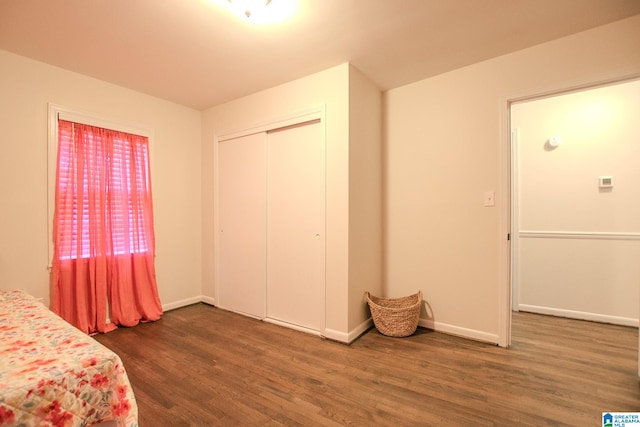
<box><xmin>548</xmin><ymin>136</ymin><xmax>562</xmax><ymax>147</ymax></box>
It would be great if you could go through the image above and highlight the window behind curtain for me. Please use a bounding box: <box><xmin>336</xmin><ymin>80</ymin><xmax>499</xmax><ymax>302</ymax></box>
<box><xmin>52</xmin><ymin>115</ymin><xmax>162</xmax><ymax>334</ymax></box>
<box><xmin>55</xmin><ymin>119</ymin><xmax>153</xmax><ymax>260</ymax></box>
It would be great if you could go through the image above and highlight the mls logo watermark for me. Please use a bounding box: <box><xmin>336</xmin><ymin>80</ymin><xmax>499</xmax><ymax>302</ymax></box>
<box><xmin>603</xmin><ymin>412</ymin><xmax>640</xmax><ymax>427</ymax></box>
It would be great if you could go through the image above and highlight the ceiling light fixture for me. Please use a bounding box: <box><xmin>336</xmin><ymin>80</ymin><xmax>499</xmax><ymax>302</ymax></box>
<box><xmin>228</xmin><ymin>0</ymin><xmax>272</xmax><ymax>18</ymax></box>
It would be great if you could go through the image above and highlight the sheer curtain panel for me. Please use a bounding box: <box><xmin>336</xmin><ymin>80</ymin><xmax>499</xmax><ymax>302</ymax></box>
<box><xmin>52</xmin><ymin>119</ymin><xmax>162</xmax><ymax>334</ymax></box>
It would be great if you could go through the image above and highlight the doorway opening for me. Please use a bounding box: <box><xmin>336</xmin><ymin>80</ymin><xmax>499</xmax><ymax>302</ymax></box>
<box><xmin>505</xmin><ymin>77</ymin><xmax>640</xmax><ymax>372</ymax></box>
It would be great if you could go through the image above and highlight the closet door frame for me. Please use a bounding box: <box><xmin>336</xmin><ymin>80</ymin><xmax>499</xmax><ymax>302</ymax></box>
<box><xmin>214</xmin><ymin>105</ymin><xmax>327</xmax><ymax>333</ymax></box>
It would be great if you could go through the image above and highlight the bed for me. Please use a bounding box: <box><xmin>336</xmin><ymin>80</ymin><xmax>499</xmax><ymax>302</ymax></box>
<box><xmin>0</xmin><ymin>290</ymin><xmax>138</xmax><ymax>427</ymax></box>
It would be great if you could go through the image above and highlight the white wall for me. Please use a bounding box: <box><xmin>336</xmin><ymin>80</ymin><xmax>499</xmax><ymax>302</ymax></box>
<box><xmin>513</xmin><ymin>81</ymin><xmax>640</xmax><ymax>325</ymax></box>
<box><xmin>0</xmin><ymin>50</ymin><xmax>203</xmax><ymax>309</ymax></box>
<box><xmin>383</xmin><ymin>15</ymin><xmax>640</xmax><ymax>343</ymax></box>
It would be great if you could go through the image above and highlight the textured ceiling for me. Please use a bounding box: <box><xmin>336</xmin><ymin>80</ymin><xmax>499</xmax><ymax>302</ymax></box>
<box><xmin>1</xmin><ymin>0</ymin><xmax>639</xmax><ymax>110</ymax></box>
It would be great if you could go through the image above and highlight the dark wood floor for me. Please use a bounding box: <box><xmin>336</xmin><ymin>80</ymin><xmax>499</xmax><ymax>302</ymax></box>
<box><xmin>94</xmin><ymin>304</ymin><xmax>640</xmax><ymax>426</ymax></box>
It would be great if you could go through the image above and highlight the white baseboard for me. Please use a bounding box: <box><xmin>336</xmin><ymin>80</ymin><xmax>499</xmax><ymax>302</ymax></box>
<box><xmin>518</xmin><ymin>304</ymin><xmax>639</xmax><ymax>327</ymax></box>
<box><xmin>349</xmin><ymin>317</ymin><xmax>374</xmax><ymax>343</ymax></box>
<box><xmin>419</xmin><ymin>318</ymin><xmax>499</xmax><ymax>345</ymax></box>
<box><xmin>324</xmin><ymin>318</ymin><xmax>373</xmax><ymax>344</ymax></box>
<box><xmin>201</xmin><ymin>295</ymin><xmax>216</xmax><ymax>306</ymax></box>
<box><xmin>323</xmin><ymin>328</ymin><xmax>348</xmax><ymax>343</ymax></box>
<box><xmin>162</xmin><ymin>296</ymin><xmax>203</xmax><ymax>312</ymax></box>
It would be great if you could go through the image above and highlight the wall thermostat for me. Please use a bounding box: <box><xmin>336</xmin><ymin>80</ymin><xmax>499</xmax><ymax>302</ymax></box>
<box><xmin>599</xmin><ymin>176</ymin><xmax>613</xmax><ymax>188</ymax></box>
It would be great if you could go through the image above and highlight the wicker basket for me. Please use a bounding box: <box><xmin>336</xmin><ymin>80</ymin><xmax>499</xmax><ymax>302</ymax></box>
<box><xmin>366</xmin><ymin>291</ymin><xmax>422</xmax><ymax>337</ymax></box>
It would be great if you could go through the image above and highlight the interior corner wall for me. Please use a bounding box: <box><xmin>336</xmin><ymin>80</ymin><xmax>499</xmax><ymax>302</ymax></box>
<box><xmin>383</xmin><ymin>15</ymin><xmax>640</xmax><ymax>343</ymax></box>
<box><xmin>513</xmin><ymin>80</ymin><xmax>640</xmax><ymax>324</ymax></box>
<box><xmin>0</xmin><ymin>49</ymin><xmax>203</xmax><ymax>309</ymax></box>
<box><xmin>347</xmin><ymin>65</ymin><xmax>383</xmax><ymax>331</ymax></box>
<box><xmin>201</xmin><ymin>63</ymin><xmax>352</xmax><ymax>336</ymax></box>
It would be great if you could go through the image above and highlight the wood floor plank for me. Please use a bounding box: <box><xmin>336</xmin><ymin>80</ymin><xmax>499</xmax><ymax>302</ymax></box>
<box><xmin>94</xmin><ymin>304</ymin><xmax>640</xmax><ymax>426</ymax></box>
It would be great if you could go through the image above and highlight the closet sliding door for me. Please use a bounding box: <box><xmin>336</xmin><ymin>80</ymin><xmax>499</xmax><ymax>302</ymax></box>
<box><xmin>217</xmin><ymin>118</ymin><xmax>325</xmax><ymax>333</ymax></box>
<box><xmin>266</xmin><ymin>120</ymin><xmax>325</xmax><ymax>332</ymax></box>
<box><xmin>218</xmin><ymin>133</ymin><xmax>266</xmax><ymax>318</ymax></box>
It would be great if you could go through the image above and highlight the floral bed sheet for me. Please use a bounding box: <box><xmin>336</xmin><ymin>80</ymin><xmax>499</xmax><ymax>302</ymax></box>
<box><xmin>0</xmin><ymin>290</ymin><xmax>138</xmax><ymax>427</ymax></box>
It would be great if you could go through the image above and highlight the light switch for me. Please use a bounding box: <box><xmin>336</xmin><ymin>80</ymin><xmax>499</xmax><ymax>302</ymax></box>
<box><xmin>483</xmin><ymin>191</ymin><xmax>495</xmax><ymax>207</ymax></box>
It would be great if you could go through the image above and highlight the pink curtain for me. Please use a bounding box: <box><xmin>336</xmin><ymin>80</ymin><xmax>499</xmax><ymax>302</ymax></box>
<box><xmin>52</xmin><ymin>120</ymin><xmax>162</xmax><ymax>334</ymax></box>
